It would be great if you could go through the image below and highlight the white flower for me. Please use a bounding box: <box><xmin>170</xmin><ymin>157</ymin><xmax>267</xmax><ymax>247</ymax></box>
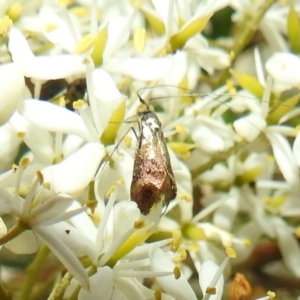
<box><xmin>266</xmin><ymin>52</ymin><xmax>300</xmax><ymax>92</ymax></box>
<box><xmin>56</xmin><ymin>189</ymin><xmax>186</xmax><ymax>299</ymax></box>
<box><xmin>149</xmin><ymin>247</ymin><xmax>197</xmax><ymax>300</ymax></box>
<box><xmin>0</xmin><ymin>160</ymin><xmax>92</xmax><ymax>289</ymax></box>
<box><xmin>144</xmin><ymin>0</ymin><xmax>230</xmax><ymax>87</ymax></box>
<box><xmin>0</xmin><ymin>62</ymin><xmax>25</xmax><ymax>125</ymax></box>
<box><xmin>8</xmin><ymin>27</ymin><xmax>86</xmax><ymax>83</ymax></box>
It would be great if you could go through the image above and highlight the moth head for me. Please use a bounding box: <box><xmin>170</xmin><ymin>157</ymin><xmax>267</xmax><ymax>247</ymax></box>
<box><xmin>137</xmin><ymin>103</ymin><xmax>154</xmax><ymax>116</ymax></box>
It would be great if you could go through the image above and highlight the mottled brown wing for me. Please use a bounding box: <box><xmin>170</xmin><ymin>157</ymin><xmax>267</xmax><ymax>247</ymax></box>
<box><xmin>130</xmin><ymin>127</ymin><xmax>177</xmax><ymax>215</ymax></box>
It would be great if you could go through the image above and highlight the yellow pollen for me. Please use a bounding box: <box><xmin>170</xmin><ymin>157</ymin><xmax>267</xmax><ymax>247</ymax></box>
<box><xmin>134</xmin><ymin>220</ymin><xmax>144</xmax><ymax>229</ymax></box>
<box><xmin>17</xmin><ymin>132</ymin><xmax>26</xmax><ymax>138</ymax></box>
<box><xmin>243</xmin><ymin>239</ymin><xmax>251</xmax><ymax>246</ymax></box>
<box><xmin>206</xmin><ymin>287</ymin><xmax>216</xmax><ymax>295</ymax></box>
<box><xmin>154</xmin><ymin>290</ymin><xmax>162</xmax><ymax>300</ymax></box>
<box><xmin>44</xmin><ymin>23</ymin><xmax>58</xmax><ymax>32</ymax></box>
<box><xmin>20</xmin><ymin>157</ymin><xmax>30</xmax><ymax>168</ymax></box>
<box><xmin>58</xmin><ymin>96</ymin><xmax>66</xmax><ymax>107</ymax></box>
<box><xmin>173</xmin><ymin>266</ymin><xmax>181</xmax><ymax>279</ymax></box>
<box><xmin>106</xmin><ymin>185</ymin><xmax>116</xmax><ymax>197</ymax></box>
<box><xmin>124</xmin><ymin>135</ymin><xmax>132</xmax><ymax>148</ymax></box>
<box><xmin>267</xmin><ymin>155</ymin><xmax>275</xmax><ymax>163</ymax></box>
<box><xmin>226</xmin><ymin>247</ymin><xmax>237</xmax><ymax>258</ymax></box>
<box><xmin>0</xmin><ymin>16</ymin><xmax>12</xmax><ymax>36</ymax></box>
<box><xmin>73</xmin><ymin>99</ymin><xmax>85</xmax><ymax>109</ymax></box>
<box><xmin>36</xmin><ymin>171</ymin><xmax>44</xmax><ymax>184</ymax></box>
<box><xmin>116</xmin><ymin>178</ymin><xmax>124</xmax><ymax>185</ymax></box>
<box><xmin>175</xmin><ymin>124</ymin><xmax>185</xmax><ymax>134</ymax></box>
<box><xmin>267</xmin><ymin>291</ymin><xmax>276</xmax><ymax>299</ymax></box>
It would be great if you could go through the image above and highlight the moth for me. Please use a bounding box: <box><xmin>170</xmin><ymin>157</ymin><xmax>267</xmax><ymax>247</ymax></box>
<box><xmin>130</xmin><ymin>94</ymin><xmax>177</xmax><ymax>215</ymax></box>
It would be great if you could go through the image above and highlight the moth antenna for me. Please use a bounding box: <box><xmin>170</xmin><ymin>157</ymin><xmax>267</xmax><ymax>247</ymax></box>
<box><xmin>137</xmin><ymin>87</ymin><xmax>150</xmax><ymax>108</ymax></box>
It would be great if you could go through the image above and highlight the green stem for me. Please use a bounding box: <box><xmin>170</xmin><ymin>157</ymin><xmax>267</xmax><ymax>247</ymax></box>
<box><xmin>214</xmin><ymin>0</ymin><xmax>276</xmax><ymax>87</ymax></box>
<box><xmin>18</xmin><ymin>244</ymin><xmax>50</xmax><ymax>300</ymax></box>
<box><xmin>232</xmin><ymin>0</ymin><xmax>276</xmax><ymax>58</ymax></box>
<box><xmin>47</xmin><ymin>272</ymin><xmax>73</xmax><ymax>300</ymax></box>
<box><xmin>68</xmin><ymin>265</ymin><xmax>97</xmax><ymax>300</ymax></box>
<box><xmin>191</xmin><ymin>140</ymin><xmax>247</xmax><ymax>180</ymax></box>
<box><xmin>47</xmin><ymin>256</ymin><xmax>94</xmax><ymax>300</ymax></box>
<box><xmin>0</xmin><ymin>282</ymin><xmax>12</xmax><ymax>300</ymax></box>
<box><xmin>0</xmin><ymin>220</ymin><xmax>28</xmax><ymax>246</ymax></box>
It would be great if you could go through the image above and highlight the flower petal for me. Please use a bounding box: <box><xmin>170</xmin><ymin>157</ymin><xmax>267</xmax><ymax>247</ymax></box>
<box><xmin>8</xmin><ymin>27</ymin><xmax>86</xmax><ymax>80</ymax></box>
<box><xmin>266</xmin><ymin>131</ymin><xmax>300</xmax><ymax>189</ymax></box>
<box><xmin>5</xmin><ymin>231</ymin><xmax>40</xmax><ymax>254</ymax></box>
<box><xmin>293</xmin><ymin>132</ymin><xmax>300</xmax><ymax>167</ymax></box>
<box><xmin>19</xmin><ymin>99</ymin><xmax>90</xmax><ymax>139</ymax></box>
<box><xmin>233</xmin><ymin>114</ymin><xmax>266</xmax><ymax>142</ymax></box>
<box><xmin>0</xmin><ymin>62</ymin><xmax>25</xmax><ymax>125</ymax></box>
<box><xmin>35</xmin><ymin>226</ymin><xmax>90</xmax><ymax>290</ymax></box>
<box><xmin>150</xmin><ymin>247</ymin><xmax>197</xmax><ymax>300</ymax></box>
<box><xmin>78</xmin><ymin>267</ymin><xmax>113</xmax><ymax>300</ymax></box>
<box><xmin>9</xmin><ymin>111</ymin><xmax>55</xmax><ymax>163</ymax></box>
<box><xmin>53</xmin><ymin>142</ymin><xmax>105</xmax><ymax>193</ymax></box>
<box><xmin>28</xmin><ymin>195</ymin><xmax>75</xmax><ymax>226</ymax></box>
<box><xmin>266</xmin><ymin>52</ymin><xmax>300</xmax><ymax>92</ymax></box>
<box><xmin>199</xmin><ymin>260</ymin><xmax>224</xmax><ymax>300</ymax></box>
<box><xmin>112</xmin><ymin>57</ymin><xmax>173</xmax><ymax>81</ymax></box>
<box><xmin>275</xmin><ymin>220</ymin><xmax>300</xmax><ymax>277</ymax></box>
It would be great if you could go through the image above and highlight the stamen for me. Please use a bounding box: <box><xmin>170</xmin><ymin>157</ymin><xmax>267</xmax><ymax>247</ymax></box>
<box><xmin>170</xmin><ymin>230</ymin><xmax>181</xmax><ymax>252</ymax></box>
<box><xmin>73</xmin><ymin>99</ymin><xmax>98</xmax><ymax>140</ymax></box>
<box><xmin>96</xmin><ymin>188</ymin><xmax>118</xmax><ymax>249</ymax></box>
<box><xmin>203</xmin><ymin>248</ymin><xmax>236</xmax><ymax>300</ymax></box>
<box><xmin>23</xmin><ymin>175</ymin><xmax>40</xmax><ymax>215</ymax></box>
<box><xmin>15</xmin><ymin>158</ymin><xmax>29</xmax><ymax>198</ymax></box>
<box><xmin>74</xmin><ymin>34</ymin><xmax>96</xmax><ymax>54</ymax></box>
<box><xmin>154</xmin><ymin>290</ymin><xmax>162</xmax><ymax>300</ymax></box>
<box><xmin>173</xmin><ymin>266</ymin><xmax>181</xmax><ymax>279</ymax></box>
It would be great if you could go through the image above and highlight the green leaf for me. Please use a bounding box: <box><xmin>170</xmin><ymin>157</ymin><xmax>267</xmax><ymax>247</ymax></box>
<box><xmin>230</xmin><ymin>69</ymin><xmax>264</xmax><ymax>99</ymax></box>
<box><xmin>169</xmin><ymin>14</ymin><xmax>212</xmax><ymax>51</ymax></box>
<box><xmin>267</xmin><ymin>93</ymin><xmax>300</xmax><ymax>124</ymax></box>
<box><xmin>235</xmin><ymin>167</ymin><xmax>263</xmax><ymax>186</ymax></box>
<box><xmin>91</xmin><ymin>25</ymin><xmax>108</xmax><ymax>67</ymax></box>
<box><xmin>287</xmin><ymin>6</ymin><xmax>300</xmax><ymax>54</ymax></box>
<box><xmin>140</xmin><ymin>7</ymin><xmax>165</xmax><ymax>35</ymax></box>
<box><xmin>100</xmin><ymin>100</ymin><xmax>126</xmax><ymax>145</ymax></box>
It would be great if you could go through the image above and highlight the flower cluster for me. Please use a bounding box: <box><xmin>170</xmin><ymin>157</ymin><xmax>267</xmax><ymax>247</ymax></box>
<box><xmin>0</xmin><ymin>0</ymin><xmax>300</xmax><ymax>299</ymax></box>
